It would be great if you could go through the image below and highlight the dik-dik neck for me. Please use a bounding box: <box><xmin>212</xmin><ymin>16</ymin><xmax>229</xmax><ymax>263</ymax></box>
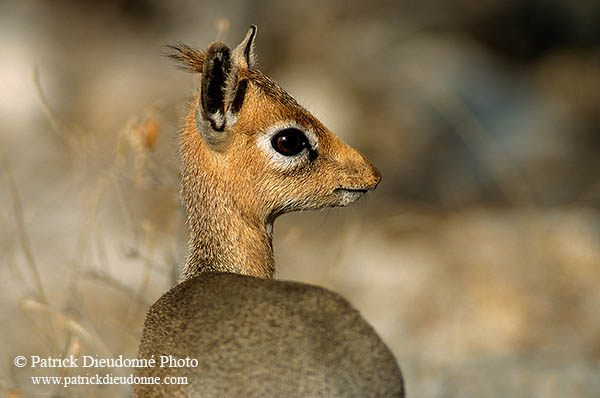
<box><xmin>180</xmin><ymin>119</ymin><xmax>275</xmax><ymax>280</ymax></box>
<box><xmin>182</xmin><ymin>202</ymin><xmax>274</xmax><ymax>280</ymax></box>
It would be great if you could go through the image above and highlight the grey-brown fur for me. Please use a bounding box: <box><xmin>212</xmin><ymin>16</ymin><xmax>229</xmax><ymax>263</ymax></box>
<box><xmin>134</xmin><ymin>26</ymin><xmax>404</xmax><ymax>397</ymax></box>
<box><xmin>135</xmin><ymin>273</ymin><xmax>403</xmax><ymax>397</ymax></box>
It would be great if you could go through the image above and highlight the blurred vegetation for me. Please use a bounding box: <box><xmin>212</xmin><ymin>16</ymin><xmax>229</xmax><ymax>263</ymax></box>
<box><xmin>1</xmin><ymin>0</ymin><xmax>599</xmax><ymax>396</ymax></box>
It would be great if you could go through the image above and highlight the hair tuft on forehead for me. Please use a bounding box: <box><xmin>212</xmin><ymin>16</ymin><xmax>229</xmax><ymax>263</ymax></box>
<box><xmin>165</xmin><ymin>43</ymin><xmax>206</xmax><ymax>73</ymax></box>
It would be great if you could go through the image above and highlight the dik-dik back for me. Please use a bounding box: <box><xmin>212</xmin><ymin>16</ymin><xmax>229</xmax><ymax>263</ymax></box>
<box><xmin>134</xmin><ymin>26</ymin><xmax>403</xmax><ymax>397</ymax></box>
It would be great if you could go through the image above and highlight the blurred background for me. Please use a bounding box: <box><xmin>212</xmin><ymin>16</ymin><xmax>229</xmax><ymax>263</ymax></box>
<box><xmin>1</xmin><ymin>0</ymin><xmax>599</xmax><ymax>396</ymax></box>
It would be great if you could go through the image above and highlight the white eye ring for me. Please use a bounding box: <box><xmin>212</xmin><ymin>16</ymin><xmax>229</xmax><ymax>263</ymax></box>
<box><xmin>257</xmin><ymin>122</ymin><xmax>318</xmax><ymax>169</ymax></box>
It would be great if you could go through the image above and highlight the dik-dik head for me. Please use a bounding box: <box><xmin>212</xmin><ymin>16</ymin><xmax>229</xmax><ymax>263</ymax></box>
<box><xmin>173</xmin><ymin>26</ymin><xmax>380</xmax><ymax>223</ymax></box>
<box><xmin>172</xmin><ymin>26</ymin><xmax>380</xmax><ymax>278</ymax></box>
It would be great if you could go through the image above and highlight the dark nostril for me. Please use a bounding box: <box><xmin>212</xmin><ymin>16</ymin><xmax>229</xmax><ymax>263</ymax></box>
<box><xmin>370</xmin><ymin>165</ymin><xmax>382</xmax><ymax>190</ymax></box>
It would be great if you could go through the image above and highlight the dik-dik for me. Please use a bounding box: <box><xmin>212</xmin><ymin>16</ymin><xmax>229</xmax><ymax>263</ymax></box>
<box><xmin>134</xmin><ymin>26</ymin><xmax>404</xmax><ymax>397</ymax></box>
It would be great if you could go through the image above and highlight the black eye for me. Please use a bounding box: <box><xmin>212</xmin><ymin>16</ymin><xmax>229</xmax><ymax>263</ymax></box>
<box><xmin>271</xmin><ymin>128</ymin><xmax>309</xmax><ymax>156</ymax></box>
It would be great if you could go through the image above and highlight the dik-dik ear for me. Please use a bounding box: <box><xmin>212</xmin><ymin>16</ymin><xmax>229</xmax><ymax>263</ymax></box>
<box><xmin>199</xmin><ymin>43</ymin><xmax>232</xmax><ymax>138</ymax></box>
<box><xmin>197</xmin><ymin>27</ymin><xmax>257</xmax><ymax>148</ymax></box>
<box><xmin>231</xmin><ymin>25</ymin><xmax>257</xmax><ymax>69</ymax></box>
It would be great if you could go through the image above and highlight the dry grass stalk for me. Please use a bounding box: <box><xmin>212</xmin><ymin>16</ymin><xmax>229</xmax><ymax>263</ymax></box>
<box><xmin>4</xmin><ymin>170</ymin><xmax>46</xmax><ymax>303</ymax></box>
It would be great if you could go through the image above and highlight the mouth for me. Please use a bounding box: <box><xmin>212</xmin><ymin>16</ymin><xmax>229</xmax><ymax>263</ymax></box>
<box><xmin>333</xmin><ymin>187</ymin><xmax>369</xmax><ymax>206</ymax></box>
<box><xmin>334</xmin><ymin>187</ymin><xmax>369</xmax><ymax>194</ymax></box>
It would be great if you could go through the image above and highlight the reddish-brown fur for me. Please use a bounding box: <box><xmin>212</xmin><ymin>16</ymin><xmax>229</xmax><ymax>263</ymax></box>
<box><xmin>176</xmin><ymin>44</ymin><xmax>380</xmax><ymax>279</ymax></box>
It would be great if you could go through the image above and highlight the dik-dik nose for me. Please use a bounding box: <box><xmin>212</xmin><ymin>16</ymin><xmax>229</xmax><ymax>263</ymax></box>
<box><xmin>362</xmin><ymin>153</ymin><xmax>382</xmax><ymax>190</ymax></box>
<box><xmin>338</xmin><ymin>146</ymin><xmax>382</xmax><ymax>191</ymax></box>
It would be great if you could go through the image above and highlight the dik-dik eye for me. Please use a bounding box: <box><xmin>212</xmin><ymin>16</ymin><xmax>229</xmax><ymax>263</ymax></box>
<box><xmin>271</xmin><ymin>128</ymin><xmax>308</xmax><ymax>156</ymax></box>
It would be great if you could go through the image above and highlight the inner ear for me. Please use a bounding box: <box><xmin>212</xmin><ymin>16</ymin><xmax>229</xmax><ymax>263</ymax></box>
<box><xmin>201</xmin><ymin>43</ymin><xmax>231</xmax><ymax>131</ymax></box>
<box><xmin>230</xmin><ymin>79</ymin><xmax>247</xmax><ymax>115</ymax></box>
